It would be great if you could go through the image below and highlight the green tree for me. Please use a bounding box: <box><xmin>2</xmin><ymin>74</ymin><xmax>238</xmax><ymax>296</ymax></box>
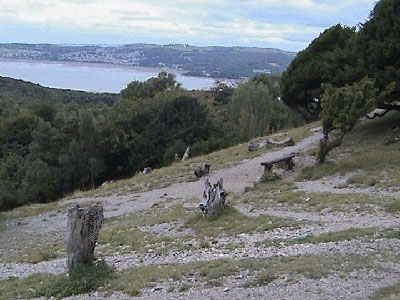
<box><xmin>0</xmin><ymin>113</ymin><xmax>38</xmax><ymax>158</ymax></box>
<box><xmin>357</xmin><ymin>0</ymin><xmax>400</xmax><ymax>107</ymax></box>
<box><xmin>22</xmin><ymin>159</ymin><xmax>57</xmax><ymax>203</ymax></box>
<box><xmin>121</xmin><ymin>71</ymin><xmax>178</xmax><ymax>100</ymax></box>
<box><xmin>0</xmin><ymin>153</ymin><xmax>26</xmax><ymax>210</ymax></box>
<box><xmin>231</xmin><ymin>77</ymin><xmax>302</xmax><ymax>141</ymax></box>
<box><xmin>318</xmin><ymin>77</ymin><xmax>378</xmax><ymax>162</ymax></box>
<box><xmin>280</xmin><ymin>25</ymin><xmax>357</xmax><ymax>120</ymax></box>
<box><xmin>79</xmin><ymin>111</ymin><xmax>103</xmax><ymax>188</ymax></box>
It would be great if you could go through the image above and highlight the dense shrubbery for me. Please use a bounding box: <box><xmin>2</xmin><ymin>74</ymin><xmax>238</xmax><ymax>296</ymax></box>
<box><xmin>0</xmin><ymin>73</ymin><xmax>303</xmax><ymax>210</ymax></box>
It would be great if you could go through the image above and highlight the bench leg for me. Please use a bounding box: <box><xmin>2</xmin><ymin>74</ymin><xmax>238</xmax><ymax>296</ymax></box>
<box><xmin>285</xmin><ymin>160</ymin><xmax>294</xmax><ymax>171</ymax></box>
<box><xmin>264</xmin><ymin>165</ymin><xmax>272</xmax><ymax>173</ymax></box>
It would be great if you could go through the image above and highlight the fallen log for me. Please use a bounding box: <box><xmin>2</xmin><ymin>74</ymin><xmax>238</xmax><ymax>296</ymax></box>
<box><xmin>199</xmin><ymin>178</ymin><xmax>227</xmax><ymax>217</ymax></box>
<box><xmin>65</xmin><ymin>205</ymin><xmax>104</xmax><ymax>271</ymax></box>
<box><xmin>248</xmin><ymin>137</ymin><xmax>294</xmax><ymax>151</ymax></box>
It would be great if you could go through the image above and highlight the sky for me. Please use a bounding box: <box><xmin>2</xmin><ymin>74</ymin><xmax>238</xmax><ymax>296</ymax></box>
<box><xmin>0</xmin><ymin>0</ymin><xmax>378</xmax><ymax>52</ymax></box>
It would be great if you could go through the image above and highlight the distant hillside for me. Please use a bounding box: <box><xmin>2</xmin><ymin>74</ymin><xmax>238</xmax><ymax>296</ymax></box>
<box><xmin>0</xmin><ymin>43</ymin><xmax>296</xmax><ymax>79</ymax></box>
<box><xmin>0</xmin><ymin>76</ymin><xmax>118</xmax><ymax>105</ymax></box>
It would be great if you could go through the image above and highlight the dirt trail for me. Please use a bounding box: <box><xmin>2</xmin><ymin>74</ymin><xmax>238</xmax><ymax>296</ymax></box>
<box><xmin>4</xmin><ymin>129</ymin><xmax>400</xmax><ymax>299</ymax></box>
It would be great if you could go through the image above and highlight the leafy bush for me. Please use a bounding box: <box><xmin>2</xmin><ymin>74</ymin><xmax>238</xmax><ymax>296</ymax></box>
<box><xmin>163</xmin><ymin>139</ymin><xmax>186</xmax><ymax>164</ymax></box>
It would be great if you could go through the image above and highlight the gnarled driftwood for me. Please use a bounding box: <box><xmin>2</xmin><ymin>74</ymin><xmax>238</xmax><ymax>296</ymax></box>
<box><xmin>199</xmin><ymin>178</ymin><xmax>227</xmax><ymax>217</ymax></box>
<box><xmin>65</xmin><ymin>205</ymin><xmax>104</xmax><ymax>271</ymax></box>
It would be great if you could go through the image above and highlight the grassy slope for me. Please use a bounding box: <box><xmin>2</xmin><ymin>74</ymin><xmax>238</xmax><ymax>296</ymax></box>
<box><xmin>2</xmin><ymin>113</ymin><xmax>400</xmax><ymax>298</ymax></box>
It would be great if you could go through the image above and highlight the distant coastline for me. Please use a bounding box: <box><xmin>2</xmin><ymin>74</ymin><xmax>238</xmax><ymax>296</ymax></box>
<box><xmin>0</xmin><ymin>58</ymin><xmax>223</xmax><ymax>92</ymax></box>
<box><xmin>0</xmin><ymin>57</ymin><xmax>187</xmax><ymax>76</ymax></box>
<box><xmin>0</xmin><ymin>43</ymin><xmax>294</xmax><ymax>79</ymax></box>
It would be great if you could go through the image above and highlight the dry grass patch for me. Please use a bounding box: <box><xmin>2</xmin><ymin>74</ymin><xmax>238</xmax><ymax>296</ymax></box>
<box><xmin>370</xmin><ymin>282</ymin><xmax>400</xmax><ymax>300</ymax></box>
<box><xmin>0</xmin><ymin>261</ymin><xmax>113</xmax><ymax>300</ymax></box>
<box><xmin>0</xmin><ymin>254</ymin><xmax>375</xmax><ymax>299</ymax></box>
<box><xmin>4</xmin><ymin>240</ymin><xmax>64</xmax><ymax>264</ymax></box>
<box><xmin>98</xmin><ymin>204</ymin><xmax>192</xmax><ymax>255</ymax></box>
<box><xmin>108</xmin><ymin>254</ymin><xmax>371</xmax><ymax>296</ymax></box>
<box><xmin>98</xmin><ymin>203</ymin><xmax>295</xmax><ymax>254</ymax></box>
<box><xmin>185</xmin><ymin>205</ymin><xmax>295</xmax><ymax>238</ymax></box>
<box><xmin>244</xmin><ymin>255</ymin><xmax>370</xmax><ymax>287</ymax></box>
<box><xmin>256</xmin><ymin>228</ymin><xmax>379</xmax><ymax>248</ymax></box>
<box><xmin>296</xmin><ymin>112</ymin><xmax>400</xmax><ymax>187</ymax></box>
<box><xmin>245</xmin><ymin>178</ymin><xmax>394</xmax><ymax>213</ymax></box>
<box><xmin>1</xmin><ymin>202</ymin><xmax>68</xmax><ymax>219</ymax></box>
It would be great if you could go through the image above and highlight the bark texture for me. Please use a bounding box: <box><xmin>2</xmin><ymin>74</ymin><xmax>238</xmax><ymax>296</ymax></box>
<box><xmin>199</xmin><ymin>178</ymin><xmax>227</xmax><ymax>217</ymax></box>
<box><xmin>65</xmin><ymin>205</ymin><xmax>104</xmax><ymax>271</ymax></box>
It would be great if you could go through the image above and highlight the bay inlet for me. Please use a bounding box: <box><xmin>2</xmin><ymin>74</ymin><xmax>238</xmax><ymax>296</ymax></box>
<box><xmin>0</xmin><ymin>59</ymin><xmax>219</xmax><ymax>93</ymax></box>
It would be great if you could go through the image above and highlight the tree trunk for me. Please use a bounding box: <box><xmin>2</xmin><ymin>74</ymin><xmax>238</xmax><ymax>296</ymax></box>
<box><xmin>65</xmin><ymin>205</ymin><xmax>104</xmax><ymax>272</ymax></box>
<box><xmin>318</xmin><ymin>131</ymin><xmax>344</xmax><ymax>163</ymax></box>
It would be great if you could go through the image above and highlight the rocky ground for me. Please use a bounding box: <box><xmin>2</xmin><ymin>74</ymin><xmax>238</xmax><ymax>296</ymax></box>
<box><xmin>1</xmin><ymin>128</ymin><xmax>400</xmax><ymax>299</ymax></box>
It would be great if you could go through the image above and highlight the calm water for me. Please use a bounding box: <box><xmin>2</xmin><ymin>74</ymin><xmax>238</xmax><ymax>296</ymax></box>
<box><xmin>0</xmin><ymin>59</ymin><xmax>218</xmax><ymax>93</ymax></box>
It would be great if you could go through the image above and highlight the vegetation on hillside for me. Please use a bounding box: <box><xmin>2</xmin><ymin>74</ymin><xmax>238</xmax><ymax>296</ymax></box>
<box><xmin>0</xmin><ymin>72</ymin><xmax>302</xmax><ymax>211</ymax></box>
<box><xmin>280</xmin><ymin>0</ymin><xmax>400</xmax><ymax>161</ymax></box>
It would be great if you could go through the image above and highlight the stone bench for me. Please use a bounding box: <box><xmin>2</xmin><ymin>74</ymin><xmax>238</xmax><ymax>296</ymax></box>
<box><xmin>261</xmin><ymin>153</ymin><xmax>295</xmax><ymax>173</ymax></box>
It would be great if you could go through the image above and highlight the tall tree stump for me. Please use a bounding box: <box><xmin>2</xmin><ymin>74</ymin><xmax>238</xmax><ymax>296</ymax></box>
<box><xmin>182</xmin><ymin>146</ymin><xmax>190</xmax><ymax>161</ymax></box>
<box><xmin>65</xmin><ymin>205</ymin><xmax>104</xmax><ymax>271</ymax></box>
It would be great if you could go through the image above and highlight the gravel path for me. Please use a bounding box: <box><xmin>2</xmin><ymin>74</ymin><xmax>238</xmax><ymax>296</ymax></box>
<box><xmin>3</xmin><ymin>129</ymin><xmax>400</xmax><ymax>299</ymax></box>
<box><xmin>0</xmin><ymin>132</ymin><xmax>323</xmax><ymax>257</ymax></box>
<box><xmin>3</xmin><ymin>236</ymin><xmax>399</xmax><ymax>280</ymax></box>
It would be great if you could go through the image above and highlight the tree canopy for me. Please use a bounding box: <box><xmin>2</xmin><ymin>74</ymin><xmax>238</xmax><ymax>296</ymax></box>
<box><xmin>121</xmin><ymin>71</ymin><xmax>179</xmax><ymax>100</ymax></box>
<box><xmin>280</xmin><ymin>24</ymin><xmax>356</xmax><ymax>121</ymax></box>
<box><xmin>0</xmin><ymin>73</ymin><xmax>303</xmax><ymax>211</ymax></box>
<box><xmin>357</xmin><ymin>0</ymin><xmax>400</xmax><ymax>107</ymax></box>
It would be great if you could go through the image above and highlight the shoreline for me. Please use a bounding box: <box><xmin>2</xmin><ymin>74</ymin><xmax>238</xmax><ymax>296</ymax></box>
<box><xmin>0</xmin><ymin>58</ymin><xmax>238</xmax><ymax>84</ymax></box>
<box><xmin>0</xmin><ymin>57</ymin><xmax>189</xmax><ymax>77</ymax></box>
<box><xmin>0</xmin><ymin>58</ymin><xmax>227</xmax><ymax>93</ymax></box>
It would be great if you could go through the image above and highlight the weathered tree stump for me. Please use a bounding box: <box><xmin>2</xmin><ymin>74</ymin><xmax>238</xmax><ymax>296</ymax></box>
<box><xmin>65</xmin><ymin>205</ymin><xmax>104</xmax><ymax>271</ymax></box>
<box><xmin>194</xmin><ymin>163</ymin><xmax>210</xmax><ymax>177</ymax></box>
<box><xmin>182</xmin><ymin>146</ymin><xmax>190</xmax><ymax>161</ymax></box>
<box><xmin>142</xmin><ymin>167</ymin><xmax>152</xmax><ymax>174</ymax></box>
<box><xmin>199</xmin><ymin>178</ymin><xmax>227</xmax><ymax>217</ymax></box>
